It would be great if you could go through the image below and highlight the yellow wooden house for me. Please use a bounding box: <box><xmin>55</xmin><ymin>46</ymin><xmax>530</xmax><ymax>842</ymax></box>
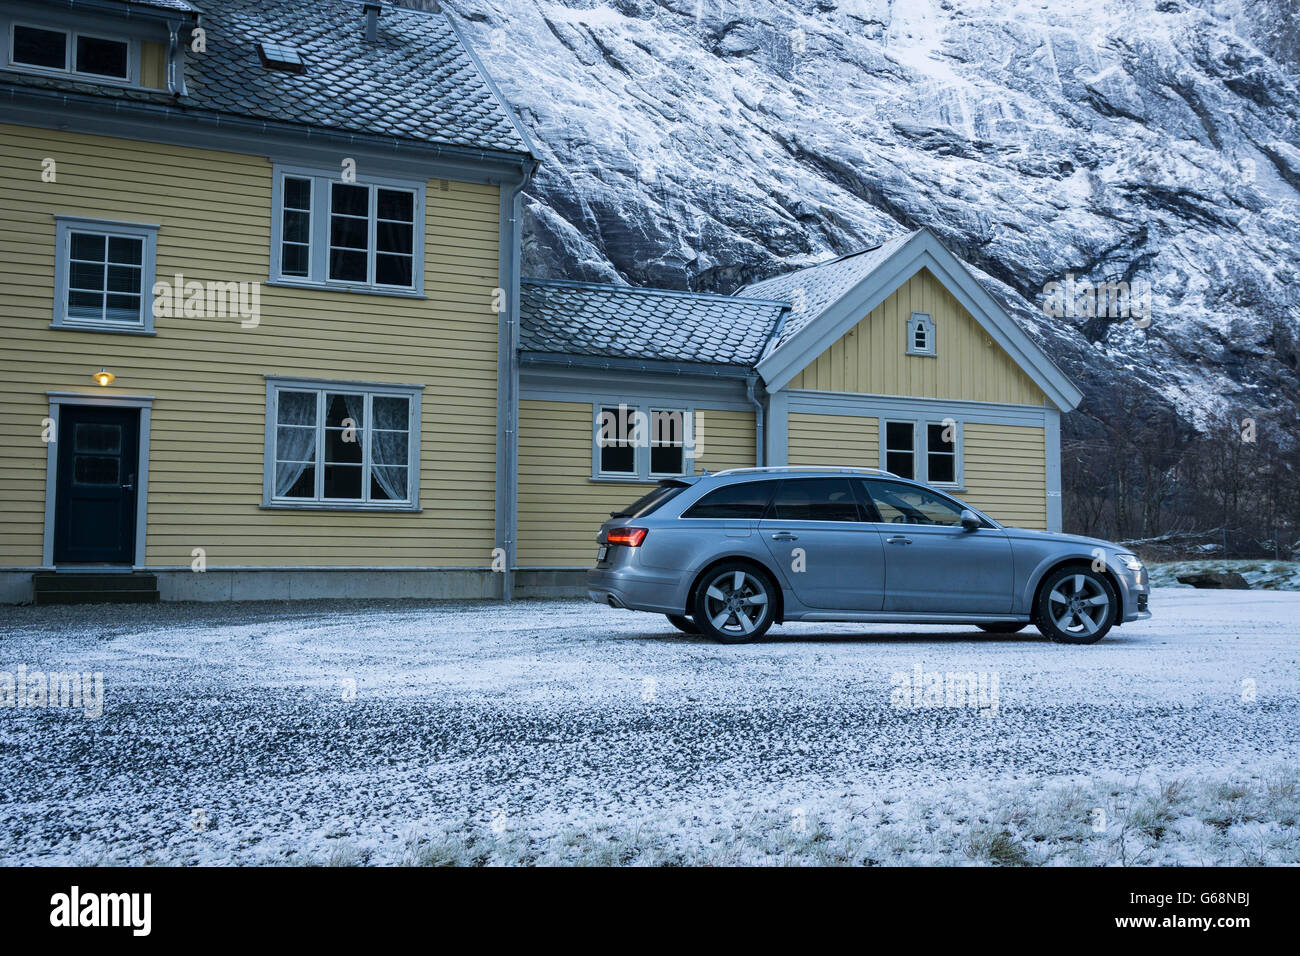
<box><xmin>0</xmin><ymin>0</ymin><xmax>1080</xmax><ymax>603</ymax></box>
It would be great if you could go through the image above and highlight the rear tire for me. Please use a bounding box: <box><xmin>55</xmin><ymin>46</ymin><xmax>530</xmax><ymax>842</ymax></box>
<box><xmin>691</xmin><ymin>563</ymin><xmax>776</xmax><ymax>644</ymax></box>
<box><xmin>977</xmin><ymin>622</ymin><xmax>1028</xmax><ymax>634</ymax></box>
<box><xmin>665</xmin><ymin>614</ymin><xmax>699</xmax><ymax>634</ymax></box>
<box><xmin>1034</xmin><ymin>565</ymin><xmax>1117</xmax><ymax>644</ymax></box>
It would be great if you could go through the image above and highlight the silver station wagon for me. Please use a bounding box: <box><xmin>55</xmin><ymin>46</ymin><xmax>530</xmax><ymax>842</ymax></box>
<box><xmin>587</xmin><ymin>466</ymin><xmax>1150</xmax><ymax>644</ymax></box>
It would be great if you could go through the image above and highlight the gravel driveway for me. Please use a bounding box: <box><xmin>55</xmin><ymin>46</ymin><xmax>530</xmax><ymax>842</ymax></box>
<box><xmin>1</xmin><ymin>589</ymin><xmax>1297</xmax><ymax>864</ymax></box>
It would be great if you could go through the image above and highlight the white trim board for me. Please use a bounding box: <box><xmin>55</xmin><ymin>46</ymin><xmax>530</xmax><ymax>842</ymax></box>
<box><xmin>783</xmin><ymin>389</ymin><xmax>1051</xmax><ymax>427</ymax></box>
<box><xmin>756</xmin><ymin>229</ymin><xmax>1083</xmax><ymax>412</ymax></box>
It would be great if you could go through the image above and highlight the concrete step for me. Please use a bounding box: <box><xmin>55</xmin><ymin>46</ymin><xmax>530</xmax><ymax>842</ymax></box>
<box><xmin>32</xmin><ymin>572</ymin><xmax>158</xmax><ymax>592</ymax></box>
<box><xmin>34</xmin><ymin>588</ymin><xmax>160</xmax><ymax>605</ymax></box>
<box><xmin>32</xmin><ymin>572</ymin><xmax>160</xmax><ymax>605</ymax></box>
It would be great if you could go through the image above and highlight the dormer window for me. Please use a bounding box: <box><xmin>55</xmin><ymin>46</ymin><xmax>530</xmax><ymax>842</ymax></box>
<box><xmin>9</xmin><ymin>24</ymin><xmax>131</xmax><ymax>81</ymax></box>
<box><xmin>906</xmin><ymin>312</ymin><xmax>935</xmax><ymax>356</ymax></box>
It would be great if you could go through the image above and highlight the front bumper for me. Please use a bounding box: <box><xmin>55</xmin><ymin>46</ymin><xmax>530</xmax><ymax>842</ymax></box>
<box><xmin>1122</xmin><ymin>567</ymin><xmax>1151</xmax><ymax>622</ymax></box>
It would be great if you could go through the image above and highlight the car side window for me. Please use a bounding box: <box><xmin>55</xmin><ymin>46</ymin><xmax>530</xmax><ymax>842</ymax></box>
<box><xmin>768</xmin><ymin>478</ymin><xmax>861</xmax><ymax>522</ymax></box>
<box><xmin>681</xmin><ymin>480</ymin><xmax>776</xmax><ymax>519</ymax></box>
<box><xmin>861</xmin><ymin>479</ymin><xmax>965</xmax><ymax>526</ymax></box>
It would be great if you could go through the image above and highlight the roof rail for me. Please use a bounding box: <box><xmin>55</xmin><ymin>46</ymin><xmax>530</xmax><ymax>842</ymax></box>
<box><xmin>712</xmin><ymin>466</ymin><xmax>898</xmax><ymax>477</ymax></box>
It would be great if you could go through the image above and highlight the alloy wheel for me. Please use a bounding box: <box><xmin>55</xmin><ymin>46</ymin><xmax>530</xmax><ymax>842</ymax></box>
<box><xmin>702</xmin><ymin>569</ymin><xmax>769</xmax><ymax>638</ymax></box>
<box><xmin>1048</xmin><ymin>573</ymin><xmax>1111</xmax><ymax>637</ymax></box>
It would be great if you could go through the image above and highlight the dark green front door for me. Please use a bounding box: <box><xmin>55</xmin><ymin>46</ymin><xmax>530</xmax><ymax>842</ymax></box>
<box><xmin>54</xmin><ymin>406</ymin><xmax>139</xmax><ymax>565</ymax></box>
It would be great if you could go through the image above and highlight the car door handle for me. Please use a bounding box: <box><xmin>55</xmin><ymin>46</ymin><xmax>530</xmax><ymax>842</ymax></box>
<box><xmin>886</xmin><ymin>535</ymin><xmax>912</xmax><ymax>545</ymax></box>
<box><xmin>770</xmin><ymin>532</ymin><xmax>799</xmax><ymax>541</ymax></box>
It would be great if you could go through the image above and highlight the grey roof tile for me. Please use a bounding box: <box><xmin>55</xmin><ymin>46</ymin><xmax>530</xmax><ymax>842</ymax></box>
<box><xmin>1</xmin><ymin>0</ymin><xmax>531</xmax><ymax>156</ymax></box>
<box><xmin>737</xmin><ymin>232</ymin><xmax>918</xmax><ymax>355</ymax></box>
<box><xmin>521</xmin><ymin>279</ymin><xmax>789</xmax><ymax>367</ymax></box>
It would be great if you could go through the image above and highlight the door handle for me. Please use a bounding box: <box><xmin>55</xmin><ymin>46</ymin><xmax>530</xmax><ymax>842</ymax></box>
<box><xmin>886</xmin><ymin>535</ymin><xmax>912</xmax><ymax>545</ymax></box>
<box><xmin>122</xmin><ymin>474</ymin><xmax>135</xmax><ymax>492</ymax></box>
<box><xmin>770</xmin><ymin>532</ymin><xmax>799</xmax><ymax>541</ymax></box>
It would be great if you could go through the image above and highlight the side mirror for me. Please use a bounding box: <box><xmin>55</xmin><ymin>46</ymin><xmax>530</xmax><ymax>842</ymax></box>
<box><xmin>960</xmin><ymin>509</ymin><xmax>981</xmax><ymax>532</ymax></box>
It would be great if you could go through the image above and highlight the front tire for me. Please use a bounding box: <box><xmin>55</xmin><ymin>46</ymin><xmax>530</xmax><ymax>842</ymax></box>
<box><xmin>665</xmin><ymin>614</ymin><xmax>699</xmax><ymax>634</ymax></box>
<box><xmin>692</xmin><ymin>563</ymin><xmax>775</xmax><ymax>644</ymax></box>
<box><xmin>1035</xmin><ymin>566</ymin><xmax>1117</xmax><ymax>644</ymax></box>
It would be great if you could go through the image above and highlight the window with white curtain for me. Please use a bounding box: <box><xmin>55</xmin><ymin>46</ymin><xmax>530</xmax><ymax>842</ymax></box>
<box><xmin>264</xmin><ymin>379</ymin><xmax>421</xmax><ymax>509</ymax></box>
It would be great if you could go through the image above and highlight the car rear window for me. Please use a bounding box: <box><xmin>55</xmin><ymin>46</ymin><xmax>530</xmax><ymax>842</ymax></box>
<box><xmin>681</xmin><ymin>480</ymin><xmax>776</xmax><ymax>519</ymax></box>
<box><xmin>611</xmin><ymin>482</ymin><xmax>687</xmax><ymax>518</ymax></box>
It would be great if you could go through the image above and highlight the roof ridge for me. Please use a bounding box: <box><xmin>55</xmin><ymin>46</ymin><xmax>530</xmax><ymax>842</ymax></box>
<box><xmin>522</xmin><ymin>277</ymin><xmax>789</xmax><ymax>308</ymax></box>
<box><xmin>440</xmin><ymin>5</ymin><xmax>540</xmax><ymax>160</ymax></box>
<box><xmin>739</xmin><ymin>231</ymin><xmax>917</xmax><ymax>293</ymax></box>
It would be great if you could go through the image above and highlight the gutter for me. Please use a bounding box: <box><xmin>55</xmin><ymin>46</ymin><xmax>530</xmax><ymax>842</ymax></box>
<box><xmin>519</xmin><ymin>351</ymin><xmax>757</xmax><ymax>380</ymax></box>
<box><xmin>0</xmin><ymin>85</ymin><xmax>536</xmax><ymax>176</ymax></box>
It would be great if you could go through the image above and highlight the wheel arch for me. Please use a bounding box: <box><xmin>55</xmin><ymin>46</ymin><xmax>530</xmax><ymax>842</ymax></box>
<box><xmin>1027</xmin><ymin>558</ymin><xmax>1123</xmax><ymax>626</ymax></box>
<box><xmin>686</xmin><ymin>555</ymin><xmax>785</xmax><ymax>624</ymax></box>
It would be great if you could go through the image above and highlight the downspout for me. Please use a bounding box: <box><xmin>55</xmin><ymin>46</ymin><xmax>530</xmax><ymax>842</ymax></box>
<box><xmin>495</xmin><ymin>162</ymin><xmax>536</xmax><ymax>601</ymax></box>
<box><xmin>745</xmin><ymin>374</ymin><xmax>765</xmax><ymax>467</ymax></box>
<box><xmin>166</xmin><ymin>18</ymin><xmax>190</xmax><ymax>97</ymax></box>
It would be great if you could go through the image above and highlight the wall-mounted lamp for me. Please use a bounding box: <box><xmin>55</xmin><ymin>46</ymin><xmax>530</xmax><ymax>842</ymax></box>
<box><xmin>93</xmin><ymin>368</ymin><xmax>115</xmax><ymax>387</ymax></box>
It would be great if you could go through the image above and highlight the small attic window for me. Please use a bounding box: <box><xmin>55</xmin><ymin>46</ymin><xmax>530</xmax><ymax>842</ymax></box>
<box><xmin>258</xmin><ymin>41</ymin><xmax>304</xmax><ymax>74</ymax></box>
<box><xmin>906</xmin><ymin>312</ymin><xmax>935</xmax><ymax>357</ymax></box>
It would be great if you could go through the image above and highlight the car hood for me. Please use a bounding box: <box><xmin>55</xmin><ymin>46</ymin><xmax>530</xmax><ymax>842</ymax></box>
<box><xmin>1001</xmin><ymin>527</ymin><xmax>1126</xmax><ymax>552</ymax></box>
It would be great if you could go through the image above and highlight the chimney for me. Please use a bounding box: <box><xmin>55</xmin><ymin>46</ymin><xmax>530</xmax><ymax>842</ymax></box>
<box><xmin>363</xmin><ymin>2</ymin><xmax>382</xmax><ymax>42</ymax></box>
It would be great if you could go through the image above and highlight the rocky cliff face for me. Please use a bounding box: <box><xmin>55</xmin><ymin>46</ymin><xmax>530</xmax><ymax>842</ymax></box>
<box><xmin>431</xmin><ymin>0</ymin><xmax>1300</xmax><ymax>429</ymax></box>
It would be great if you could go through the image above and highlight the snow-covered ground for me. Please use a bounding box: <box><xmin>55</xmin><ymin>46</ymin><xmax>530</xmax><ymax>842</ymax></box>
<box><xmin>1</xmin><ymin>588</ymin><xmax>1297</xmax><ymax>865</ymax></box>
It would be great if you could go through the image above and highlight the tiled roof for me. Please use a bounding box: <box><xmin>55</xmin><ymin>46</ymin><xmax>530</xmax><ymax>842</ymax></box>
<box><xmin>737</xmin><ymin>232</ymin><xmax>917</xmax><ymax>354</ymax></box>
<box><xmin>520</xmin><ymin>279</ymin><xmax>790</xmax><ymax>367</ymax></box>
<box><xmin>119</xmin><ymin>0</ymin><xmax>201</xmax><ymax>11</ymax></box>
<box><xmin>0</xmin><ymin>0</ymin><xmax>532</xmax><ymax>156</ymax></box>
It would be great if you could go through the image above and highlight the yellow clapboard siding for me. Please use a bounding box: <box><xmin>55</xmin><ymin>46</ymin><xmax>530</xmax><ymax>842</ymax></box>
<box><xmin>516</xmin><ymin>400</ymin><xmax>756</xmax><ymax>566</ymax></box>
<box><xmin>789</xmin><ymin>268</ymin><xmax>1046</xmax><ymax>405</ymax></box>
<box><xmin>788</xmin><ymin>413</ymin><xmax>879</xmax><ymax>468</ymax></box>
<box><xmin>0</xmin><ymin>124</ymin><xmax>502</xmax><ymax>567</ymax></box>
<box><xmin>961</xmin><ymin>423</ymin><xmax>1047</xmax><ymax>530</ymax></box>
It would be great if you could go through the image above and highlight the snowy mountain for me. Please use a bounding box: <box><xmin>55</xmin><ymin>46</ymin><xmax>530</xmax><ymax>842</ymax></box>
<box><xmin>431</xmin><ymin>0</ymin><xmax>1300</xmax><ymax>428</ymax></box>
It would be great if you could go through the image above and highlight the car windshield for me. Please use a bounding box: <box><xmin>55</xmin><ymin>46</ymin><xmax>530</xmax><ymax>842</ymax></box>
<box><xmin>610</xmin><ymin>481</ymin><xmax>687</xmax><ymax>518</ymax></box>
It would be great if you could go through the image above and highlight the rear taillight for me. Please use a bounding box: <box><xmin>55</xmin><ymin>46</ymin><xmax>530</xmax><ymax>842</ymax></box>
<box><xmin>607</xmin><ymin>527</ymin><xmax>648</xmax><ymax>547</ymax></box>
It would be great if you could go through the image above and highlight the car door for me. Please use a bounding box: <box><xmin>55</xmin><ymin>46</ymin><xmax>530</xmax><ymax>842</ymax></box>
<box><xmin>858</xmin><ymin>478</ymin><xmax>1012</xmax><ymax>614</ymax></box>
<box><xmin>758</xmin><ymin>477</ymin><xmax>885</xmax><ymax>610</ymax></box>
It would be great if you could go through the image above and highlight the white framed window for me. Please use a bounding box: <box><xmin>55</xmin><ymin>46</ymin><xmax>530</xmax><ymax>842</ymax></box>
<box><xmin>6</xmin><ymin>21</ymin><xmax>135</xmax><ymax>84</ymax></box>
<box><xmin>649</xmin><ymin>408</ymin><xmax>688</xmax><ymax>477</ymax></box>
<box><xmin>882</xmin><ymin>420</ymin><xmax>916</xmax><ymax>480</ymax></box>
<box><xmin>593</xmin><ymin>404</ymin><xmax>693</xmax><ymax>481</ymax></box>
<box><xmin>880</xmin><ymin>417</ymin><xmax>963</xmax><ymax>487</ymax></box>
<box><xmin>906</xmin><ymin>311</ymin><xmax>936</xmax><ymax>356</ymax></box>
<box><xmin>263</xmin><ymin>378</ymin><xmax>423</xmax><ymax>511</ymax></box>
<box><xmin>270</xmin><ymin>166</ymin><xmax>424</xmax><ymax>295</ymax></box>
<box><xmin>924</xmin><ymin>420</ymin><xmax>961</xmax><ymax>487</ymax></box>
<box><xmin>52</xmin><ymin>216</ymin><xmax>159</xmax><ymax>333</ymax></box>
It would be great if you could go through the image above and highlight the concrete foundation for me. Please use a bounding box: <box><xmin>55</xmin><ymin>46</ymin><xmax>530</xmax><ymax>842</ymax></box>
<box><xmin>1</xmin><ymin>567</ymin><xmax>590</xmax><ymax>604</ymax></box>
